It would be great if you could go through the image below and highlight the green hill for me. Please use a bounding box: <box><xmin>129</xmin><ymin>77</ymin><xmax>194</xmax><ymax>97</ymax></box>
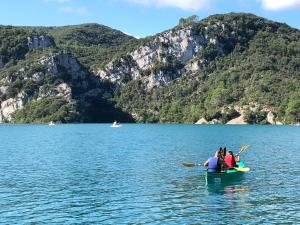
<box><xmin>113</xmin><ymin>13</ymin><xmax>300</xmax><ymax>124</ymax></box>
<box><xmin>0</xmin><ymin>13</ymin><xmax>299</xmax><ymax>124</ymax></box>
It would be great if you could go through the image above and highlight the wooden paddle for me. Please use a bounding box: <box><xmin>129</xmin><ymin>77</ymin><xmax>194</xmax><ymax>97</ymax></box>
<box><xmin>232</xmin><ymin>145</ymin><xmax>250</xmax><ymax>171</ymax></box>
<box><xmin>182</xmin><ymin>162</ymin><xmax>250</xmax><ymax>172</ymax></box>
<box><xmin>182</xmin><ymin>162</ymin><xmax>202</xmax><ymax>167</ymax></box>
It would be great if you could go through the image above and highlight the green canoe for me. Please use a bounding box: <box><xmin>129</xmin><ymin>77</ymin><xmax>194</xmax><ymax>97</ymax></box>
<box><xmin>205</xmin><ymin>162</ymin><xmax>249</xmax><ymax>183</ymax></box>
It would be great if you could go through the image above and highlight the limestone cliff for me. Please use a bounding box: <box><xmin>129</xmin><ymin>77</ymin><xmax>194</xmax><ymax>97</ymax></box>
<box><xmin>0</xmin><ymin>53</ymin><xmax>101</xmax><ymax>122</ymax></box>
<box><xmin>96</xmin><ymin>22</ymin><xmax>231</xmax><ymax>89</ymax></box>
<box><xmin>27</xmin><ymin>35</ymin><xmax>55</xmax><ymax>50</ymax></box>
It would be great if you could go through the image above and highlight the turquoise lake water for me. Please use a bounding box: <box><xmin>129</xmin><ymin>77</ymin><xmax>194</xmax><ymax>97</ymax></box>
<box><xmin>0</xmin><ymin>124</ymin><xmax>299</xmax><ymax>224</ymax></box>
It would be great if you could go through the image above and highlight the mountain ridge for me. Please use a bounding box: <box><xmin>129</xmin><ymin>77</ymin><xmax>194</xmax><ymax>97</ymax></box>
<box><xmin>0</xmin><ymin>13</ymin><xmax>299</xmax><ymax>124</ymax></box>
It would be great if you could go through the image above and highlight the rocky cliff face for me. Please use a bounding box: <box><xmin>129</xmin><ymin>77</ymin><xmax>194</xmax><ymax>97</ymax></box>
<box><xmin>0</xmin><ymin>13</ymin><xmax>299</xmax><ymax>123</ymax></box>
<box><xmin>39</xmin><ymin>53</ymin><xmax>92</xmax><ymax>90</ymax></box>
<box><xmin>96</xmin><ymin>23</ymin><xmax>230</xmax><ymax>89</ymax></box>
<box><xmin>0</xmin><ymin>92</ymin><xmax>30</xmax><ymax>122</ymax></box>
<box><xmin>27</xmin><ymin>35</ymin><xmax>55</xmax><ymax>50</ymax></box>
<box><xmin>0</xmin><ymin>52</ymin><xmax>101</xmax><ymax>122</ymax></box>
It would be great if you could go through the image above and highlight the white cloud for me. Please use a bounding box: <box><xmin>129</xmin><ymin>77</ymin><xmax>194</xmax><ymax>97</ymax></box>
<box><xmin>124</xmin><ymin>0</ymin><xmax>210</xmax><ymax>11</ymax></box>
<box><xmin>260</xmin><ymin>0</ymin><xmax>300</xmax><ymax>10</ymax></box>
<box><xmin>60</xmin><ymin>6</ymin><xmax>87</xmax><ymax>14</ymax></box>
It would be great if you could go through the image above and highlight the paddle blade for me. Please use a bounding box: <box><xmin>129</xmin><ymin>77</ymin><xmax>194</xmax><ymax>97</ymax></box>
<box><xmin>182</xmin><ymin>162</ymin><xmax>201</xmax><ymax>167</ymax></box>
<box><xmin>241</xmin><ymin>145</ymin><xmax>249</xmax><ymax>152</ymax></box>
<box><xmin>234</xmin><ymin>167</ymin><xmax>250</xmax><ymax>172</ymax></box>
<box><xmin>238</xmin><ymin>145</ymin><xmax>249</xmax><ymax>154</ymax></box>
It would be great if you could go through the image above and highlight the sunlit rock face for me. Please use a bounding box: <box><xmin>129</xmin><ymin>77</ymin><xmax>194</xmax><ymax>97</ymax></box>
<box><xmin>0</xmin><ymin>53</ymin><xmax>101</xmax><ymax>122</ymax></box>
<box><xmin>27</xmin><ymin>35</ymin><xmax>55</xmax><ymax>50</ymax></box>
<box><xmin>96</xmin><ymin>23</ymin><xmax>228</xmax><ymax>89</ymax></box>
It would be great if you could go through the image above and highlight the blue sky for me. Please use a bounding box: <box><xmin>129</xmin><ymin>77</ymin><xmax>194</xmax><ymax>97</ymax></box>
<box><xmin>0</xmin><ymin>0</ymin><xmax>299</xmax><ymax>37</ymax></box>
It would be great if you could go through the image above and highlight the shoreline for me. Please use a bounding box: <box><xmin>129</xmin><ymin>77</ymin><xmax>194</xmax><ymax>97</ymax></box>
<box><xmin>0</xmin><ymin>122</ymin><xmax>297</xmax><ymax>125</ymax></box>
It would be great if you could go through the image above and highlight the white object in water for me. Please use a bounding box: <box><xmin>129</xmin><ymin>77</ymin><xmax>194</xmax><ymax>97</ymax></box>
<box><xmin>111</xmin><ymin>121</ymin><xmax>122</xmax><ymax>128</ymax></box>
<box><xmin>49</xmin><ymin>121</ymin><xmax>55</xmax><ymax>126</ymax></box>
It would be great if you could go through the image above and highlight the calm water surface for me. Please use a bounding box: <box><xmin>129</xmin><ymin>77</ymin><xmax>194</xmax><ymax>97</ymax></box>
<box><xmin>0</xmin><ymin>124</ymin><xmax>299</xmax><ymax>224</ymax></box>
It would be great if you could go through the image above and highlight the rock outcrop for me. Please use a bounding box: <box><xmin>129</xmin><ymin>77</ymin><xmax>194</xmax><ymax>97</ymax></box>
<box><xmin>267</xmin><ymin>111</ymin><xmax>275</xmax><ymax>124</ymax></box>
<box><xmin>96</xmin><ymin>23</ymin><xmax>229</xmax><ymax>89</ymax></box>
<box><xmin>0</xmin><ymin>52</ymin><xmax>101</xmax><ymax>122</ymax></box>
<box><xmin>226</xmin><ymin>115</ymin><xmax>248</xmax><ymax>125</ymax></box>
<box><xmin>0</xmin><ymin>92</ymin><xmax>30</xmax><ymax>122</ymax></box>
<box><xmin>40</xmin><ymin>53</ymin><xmax>90</xmax><ymax>87</ymax></box>
<box><xmin>195</xmin><ymin>117</ymin><xmax>208</xmax><ymax>124</ymax></box>
<box><xmin>27</xmin><ymin>35</ymin><xmax>55</xmax><ymax>50</ymax></box>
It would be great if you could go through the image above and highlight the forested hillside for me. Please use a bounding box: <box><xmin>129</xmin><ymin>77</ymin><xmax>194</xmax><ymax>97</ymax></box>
<box><xmin>0</xmin><ymin>13</ymin><xmax>299</xmax><ymax>124</ymax></box>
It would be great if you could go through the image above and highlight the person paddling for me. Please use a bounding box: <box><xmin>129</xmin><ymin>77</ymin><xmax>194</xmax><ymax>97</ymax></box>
<box><xmin>220</xmin><ymin>147</ymin><xmax>226</xmax><ymax>159</ymax></box>
<box><xmin>219</xmin><ymin>147</ymin><xmax>227</xmax><ymax>172</ymax></box>
<box><xmin>234</xmin><ymin>151</ymin><xmax>240</xmax><ymax>162</ymax></box>
<box><xmin>204</xmin><ymin>149</ymin><xmax>222</xmax><ymax>173</ymax></box>
<box><xmin>224</xmin><ymin>150</ymin><xmax>240</xmax><ymax>169</ymax></box>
